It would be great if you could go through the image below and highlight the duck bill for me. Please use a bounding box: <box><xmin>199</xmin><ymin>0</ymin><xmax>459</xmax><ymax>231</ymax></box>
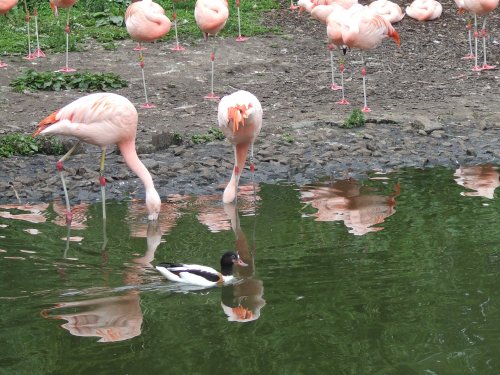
<box><xmin>235</xmin><ymin>259</ymin><xmax>248</xmax><ymax>267</ymax></box>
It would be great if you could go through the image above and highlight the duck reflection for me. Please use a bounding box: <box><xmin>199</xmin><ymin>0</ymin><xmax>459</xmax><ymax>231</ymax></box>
<box><xmin>301</xmin><ymin>178</ymin><xmax>400</xmax><ymax>235</ymax></box>
<box><xmin>220</xmin><ymin>203</ymin><xmax>265</xmax><ymax>323</ymax></box>
<box><xmin>42</xmin><ymin>222</ymin><xmax>164</xmax><ymax>342</ymax></box>
<box><xmin>454</xmin><ymin>165</ymin><xmax>499</xmax><ymax>199</ymax></box>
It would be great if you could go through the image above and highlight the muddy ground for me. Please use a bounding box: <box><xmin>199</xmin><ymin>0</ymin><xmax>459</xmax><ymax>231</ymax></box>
<box><xmin>0</xmin><ymin>0</ymin><xmax>499</xmax><ymax>204</ymax></box>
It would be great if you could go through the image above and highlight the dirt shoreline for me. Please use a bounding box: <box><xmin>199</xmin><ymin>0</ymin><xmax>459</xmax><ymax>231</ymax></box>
<box><xmin>0</xmin><ymin>1</ymin><xmax>499</xmax><ymax>204</ymax></box>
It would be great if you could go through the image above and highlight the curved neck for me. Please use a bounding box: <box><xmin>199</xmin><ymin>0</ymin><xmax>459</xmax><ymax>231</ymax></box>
<box><xmin>118</xmin><ymin>140</ymin><xmax>155</xmax><ymax>193</ymax></box>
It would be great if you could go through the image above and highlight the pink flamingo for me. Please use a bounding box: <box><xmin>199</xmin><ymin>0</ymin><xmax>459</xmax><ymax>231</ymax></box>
<box><xmin>195</xmin><ymin>0</ymin><xmax>229</xmax><ymax>101</ymax></box>
<box><xmin>458</xmin><ymin>0</ymin><xmax>498</xmax><ymax>71</ymax></box>
<box><xmin>32</xmin><ymin>93</ymin><xmax>162</xmax><ymax>224</ymax></box>
<box><xmin>341</xmin><ymin>7</ymin><xmax>400</xmax><ymax>112</ymax></box>
<box><xmin>125</xmin><ymin>0</ymin><xmax>171</xmax><ymax>108</ymax></box>
<box><xmin>368</xmin><ymin>0</ymin><xmax>404</xmax><ymax>23</ymax></box>
<box><xmin>405</xmin><ymin>0</ymin><xmax>442</xmax><ymax>21</ymax></box>
<box><xmin>171</xmin><ymin>0</ymin><xmax>187</xmax><ymax>51</ymax></box>
<box><xmin>218</xmin><ymin>90</ymin><xmax>263</xmax><ymax>204</ymax></box>
<box><xmin>0</xmin><ymin>0</ymin><xmax>18</xmax><ymax>67</ymax></box>
<box><xmin>50</xmin><ymin>0</ymin><xmax>78</xmax><ymax>72</ymax></box>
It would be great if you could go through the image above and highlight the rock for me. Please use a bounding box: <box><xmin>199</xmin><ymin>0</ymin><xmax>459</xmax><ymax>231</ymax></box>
<box><xmin>411</xmin><ymin>117</ymin><xmax>443</xmax><ymax>134</ymax></box>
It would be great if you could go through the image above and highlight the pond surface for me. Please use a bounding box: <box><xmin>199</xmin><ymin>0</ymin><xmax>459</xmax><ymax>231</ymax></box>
<box><xmin>0</xmin><ymin>165</ymin><xmax>499</xmax><ymax>374</ymax></box>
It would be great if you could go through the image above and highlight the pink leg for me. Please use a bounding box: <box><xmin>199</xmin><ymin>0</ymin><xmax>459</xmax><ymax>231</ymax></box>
<box><xmin>480</xmin><ymin>18</ymin><xmax>496</xmax><ymax>70</ymax></box>
<box><xmin>472</xmin><ymin>15</ymin><xmax>482</xmax><ymax>71</ymax></box>
<box><xmin>336</xmin><ymin>60</ymin><xmax>349</xmax><ymax>105</ymax></box>
<box><xmin>138</xmin><ymin>46</ymin><xmax>156</xmax><ymax>108</ymax></box>
<box><xmin>170</xmin><ymin>3</ymin><xmax>186</xmax><ymax>51</ymax></box>
<box><xmin>58</xmin><ymin>9</ymin><xmax>76</xmax><ymax>72</ymax></box>
<box><xmin>462</xmin><ymin>20</ymin><xmax>475</xmax><ymax>59</ymax></box>
<box><xmin>235</xmin><ymin>0</ymin><xmax>248</xmax><ymax>42</ymax></box>
<box><xmin>361</xmin><ymin>66</ymin><xmax>371</xmax><ymax>113</ymax></box>
<box><xmin>204</xmin><ymin>41</ymin><xmax>219</xmax><ymax>101</ymax></box>
<box><xmin>32</xmin><ymin>8</ymin><xmax>46</xmax><ymax>58</ymax></box>
<box><xmin>24</xmin><ymin>14</ymin><xmax>35</xmax><ymax>60</ymax></box>
<box><xmin>329</xmin><ymin>45</ymin><xmax>342</xmax><ymax>91</ymax></box>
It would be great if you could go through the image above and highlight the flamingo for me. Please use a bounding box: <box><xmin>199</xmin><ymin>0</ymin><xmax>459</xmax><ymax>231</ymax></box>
<box><xmin>297</xmin><ymin>0</ymin><xmax>314</xmax><ymax>12</ymax></box>
<box><xmin>20</xmin><ymin>0</ymin><xmax>35</xmax><ymax>60</ymax></box>
<box><xmin>50</xmin><ymin>0</ymin><xmax>79</xmax><ymax>72</ymax></box>
<box><xmin>32</xmin><ymin>93</ymin><xmax>162</xmax><ymax>224</ymax></box>
<box><xmin>194</xmin><ymin>0</ymin><xmax>229</xmax><ymax>100</ymax></box>
<box><xmin>405</xmin><ymin>0</ymin><xmax>442</xmax><ymax>21</ymax></box>
<box><xmin>341</xmin><ymin>7</ymin><xmax>400</xmax><ymax>112</ymax></box>
<box><xmin>0</xmin><ymin>0</ymin><xmax>18</xmax><ymax>67</ymax></box>
<box><xmin>235</xmin><ymin>0</ymin><xmax>248</xmax><ymax>42</ymax></box>
<box><xmin>368</xmin><ymin>0</ymin><xmax>404</xmax><ymax>23</ymax></box>
<box><xmin>171</xmin><ymin>0</ymin><xmax>187</xmax><ymax>51</ymax></box>
<box><xmin>125</xmin><ymin>0</ymin><xmax>171</xmax><ymax>108</ymax></box>
<box><xmin>457</xmin><ymin>0</ymin><xmax>498</xmax><ymax>71</ymax></box>
<box><xmin>218</xmin><ymin>90</ymin><xmax>263</xmax><ymax>204</ymax></box>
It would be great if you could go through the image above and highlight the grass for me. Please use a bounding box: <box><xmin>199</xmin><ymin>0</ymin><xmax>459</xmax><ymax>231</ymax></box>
<box><xmin>10</xmin><ymin>69</ymin><xmax>128</xmax><ymax>92</ymax></box>
<box><xmin>341</xmin><ymin>109</ymin><xmax>366</xmax><ymax>129</ymax></box>
<box><xmin>0</xmin><ymin>0</ymin><xmax>281</xmax><ymax>55</ymax></box>
<box><xmin>191</xmin><ymin>127</ymin><xmax>225</xmax><ymax>144</ymax></box>
<box><xmin>0</xmin><ymin>133</ymin><xmax>64</xmax><ymax>157</ymax></box>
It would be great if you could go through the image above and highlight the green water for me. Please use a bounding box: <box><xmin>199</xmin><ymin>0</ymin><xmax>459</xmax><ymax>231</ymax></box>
<box><xmin>0</xmin><ymin>166</ymin><xmax>499</xmax><ymax>375</ymax></box>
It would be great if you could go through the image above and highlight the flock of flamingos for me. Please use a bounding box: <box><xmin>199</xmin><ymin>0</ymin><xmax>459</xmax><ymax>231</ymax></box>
<box><xmin>0</xmin><ymin>0</ymin><xmax>499</xmax><ymax>287</ymax></box>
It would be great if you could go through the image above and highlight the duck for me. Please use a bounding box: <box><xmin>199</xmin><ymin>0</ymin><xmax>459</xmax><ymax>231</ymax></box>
<box><xmin>156</xmin><ymin>251</ymin><xmax>247</xmax><ymax>287</ymax></box>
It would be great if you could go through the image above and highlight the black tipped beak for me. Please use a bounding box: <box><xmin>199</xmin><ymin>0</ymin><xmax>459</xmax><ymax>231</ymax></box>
<box><xmin>342</xmin><ymin>46</ymin><xmax>348</xmax><ymax>55</ymax></box>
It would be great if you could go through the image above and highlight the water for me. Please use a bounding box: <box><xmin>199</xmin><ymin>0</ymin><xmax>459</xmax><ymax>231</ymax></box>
<box><xmin>0</xmin><ymin>166</ymin><xmax>499</xmax><ymax>374</ymax></box>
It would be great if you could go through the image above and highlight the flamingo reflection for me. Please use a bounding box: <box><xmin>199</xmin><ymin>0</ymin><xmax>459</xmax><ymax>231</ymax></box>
<box><xmin>195</xmin><ymin>184</ymin><xmax>261</xmax><ymax>233</ymax></box>
<box><xmin>454</xmin><ymin>165</ymin><xmax>499</xmax><ymax>199</ymax></box>
<box><xmin>301</xmin><ymin>178</ymin><xmax>400</xmax><ymax>235</ymax></box>
<box><xmin>220</xmin><ymin>203</ymin><xmax>265</xmax><ymax>322</ymax></box>
<box><xmin>41</xmin><ymin>222</ymin><xmax>163</xmax><ymax>342</ymax></box>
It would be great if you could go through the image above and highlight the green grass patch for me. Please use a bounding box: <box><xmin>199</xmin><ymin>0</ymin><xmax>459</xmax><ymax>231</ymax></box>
<box><xmin>191</xmin><ymin>127</ymin><xmax>225</xmax><ymax>144</ymax></box>
<box><xmin>0</xmin><ymin>133</ymin><xmax>64</xmax><ymax>157</ymax></box>
<box><xmin>10</xmin><ymin>69</ymin><xmax>128</xmax><ymax>92</ymax></box>
<box><xmin>341</xmin><ymin>109</ymin><xmax>366</xmax><ymax>129</ymax></box>
<box><xmin>0</xmin><ymin>0</ymin><xmax>281</xmax><ymax>54</ymax></box>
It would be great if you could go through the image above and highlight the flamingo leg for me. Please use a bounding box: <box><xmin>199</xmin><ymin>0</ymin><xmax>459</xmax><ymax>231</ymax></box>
<box><xmin>462</xmin><ymin>19</ymin><xmax>475</xmax><ymax>59</ymax></box>
<box><xmin>361</xmin><ymin>53</ymin><xmax>371</xmax><ymax>113</ymax></box>
<box><xmin>33</xmin><ymin>7</ymin><xmax>46</xmax><ymax>58</ymax></box>
<box><xmin>336</xmin><ymin>55</ymin><xmax>349</xmax><ymax>105</ymax></box>
<box><xmin>329</xmin><ymin>45</ymin><xmax>342</xmax><ymax>91</ymax></box>
<box><xmin>56</xmin><ymin>141</ymin><xmax>81</xmax><ymax>225</ymax></box>
<box><xmin>138</xmin><ymin>45</ymin><xmax>155</xmax><ymax>108</ymax></box>
<box><xmin>58</xmin><ymin>8</ymin><xmax>76</xmax><ymax>72</ymax></box>
<box><xmin>99</xmin><ymin>147</ymin><xmax>107</xmax><ymax>221</ymax></box>
<box><xmin>236</xmin><ymin>0</ymin><xmax>248</xmax><ymax>42</ymax></box>
<box><xmin>472</xmin><ymin>14</ymin><xmax>482</xmax><ymax>71</ymax></box>
<box><xmin>204</xmin><ymin>37</ymin><xmax>219</xmax><ymax>100</ymax></box>
<box><xmin>480</xmin><ymin>17</ymin><xmax>496</xmax><ymax>70</ymax></box>
<box><xmin>171</xmin><ymin>3</ymin><xmax>186</xmax><ymax>51</ymax></box>
<box><xmin>25</xmin><ymin>12</ymin><xmax>34</xmax><ymax>60</ymax></box>
<box><xmin>249</xmin><ymin>142</ymin><xmax>256</xmax><ymax>198</ymax></box>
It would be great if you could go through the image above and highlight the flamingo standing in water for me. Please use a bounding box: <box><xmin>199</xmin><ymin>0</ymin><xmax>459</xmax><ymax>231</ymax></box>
<box><xmin>50</xmin><ymin>0</ymin><xmax>79</xmax><ymax>72</ymax></box>
<box><xmin>0</xmin><ymin>0</ymin><xmax>18</xmax><ymax>67</ymax></box>
<box><xmin>195</xmin><ymin>0</ymin><xmax>229</xmax><ymax>100</ymax></box>
<box><xmin>218</xmin><ymin>90</ymin><xmax>263</xmax><ymax>204</ymax></box>
<box><xmin>126</xmin><ymin>0</ymin><xmax>171</xmax><ymax>108</ymax></box>
<box><xmin>32</xmin><ymin>93</ymin><xmax>162</xmax><ymax>224</ymax></box>
<box><xmin>457</xmin><ymin>0</ymin><xmax>498</xmax><ymax>71</ymax></box>
<box><xmin>341</xmin><ymin>7</ymin><xmax>400</xmax><ymax>112</ymax></box>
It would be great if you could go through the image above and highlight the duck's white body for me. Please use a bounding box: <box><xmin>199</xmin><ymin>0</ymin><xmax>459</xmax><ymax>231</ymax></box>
<box><xmin>156</xmin><ymin>251</ymin><xmax>246</xmax><ymax>287</ymax></box>
<box><xmin>156</xmin><ymin>263</ymin><xmax>232</xmax><ymax>287</ymax></box>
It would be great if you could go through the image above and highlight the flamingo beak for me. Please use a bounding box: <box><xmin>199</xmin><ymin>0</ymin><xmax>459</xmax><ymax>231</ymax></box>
<box><xmin>227</xmin><ymin>105</ymin><xmax>249</xmax><ymax>134</ymax></box>
<box><xmin>392</xmin><ymin>31</ymin><xmax>400</xmax><ymax>48</ymax></box>
<box><xmin>458</xmin><ymin>7</ymin><xmax>465</xmax><ymax>14</ymax></box>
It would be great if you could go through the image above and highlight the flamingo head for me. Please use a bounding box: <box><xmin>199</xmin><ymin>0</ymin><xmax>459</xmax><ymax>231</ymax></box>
<box><xmin>146</xmin><ymin>188</ymin><xmax>161</xmax><ymax>221</ymax></box>
<box><xmin>33</xmin><ymin>110</ymin><xmax>59</xmax><ymax>137</ymax></box>
<box><xmin>227</xmin><ymin>103</ymin><xmax>253</xmax><ymax>134</ymax></box>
